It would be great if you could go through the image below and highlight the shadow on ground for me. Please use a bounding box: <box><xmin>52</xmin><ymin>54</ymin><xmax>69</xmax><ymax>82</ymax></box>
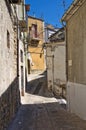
<box><xmin>26</xmin><ymin>71</ymin><xmax>54</xmax><ymax>98</ymax></box>
<box><xmin>7</xmin><ymin>101</ymin><xmax>86</xmax><ymax>130</ymax></box>
<box><xmin>7</xmin><ymin>71</ymin><xmax>86</xmax><ymax>130</ymax></box>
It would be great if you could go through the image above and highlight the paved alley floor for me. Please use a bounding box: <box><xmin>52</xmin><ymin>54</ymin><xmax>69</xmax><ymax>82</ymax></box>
<box><xmin>7</xmin><ymin>72</ymin><xmax>86</xmax><ymax>130</ymax></box>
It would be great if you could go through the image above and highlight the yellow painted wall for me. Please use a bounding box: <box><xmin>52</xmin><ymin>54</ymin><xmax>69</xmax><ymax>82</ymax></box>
<box><xmin>28</xmin><ymin>16</ymin><xmax>45</xmax><ymax>73</ymax></box>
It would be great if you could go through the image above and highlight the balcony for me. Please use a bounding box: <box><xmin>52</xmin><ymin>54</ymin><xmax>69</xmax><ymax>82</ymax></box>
<box><xmin>9</xmin><ymin>0</ymin><xmax>21</xmax><ymax>4</ymax></box>
<box><xmin>30</xmin><ymin>36</ymin><xmax>40</xmax><ymax>43</ymax></box>
<box><xmin>31</xmin><ymin>37</ymin><xmax>40</xmax><ymax>42</ymax></box>
<box><xmin>30</xmin><ymin>39</ymin><xmax>39</xmax><ymax>47</ymax></box>
<box><xmin>19</xmin><ymin>20</ymin><xmax>27</xmax><ymax>32</ymax></box>
<box><xmin>18</xmin><ymin>3</ymin><xmax>29</xmax><ymax>32</ymax></box>
<box><xmin>29</xmin><ymin>36</ymin><xmax>40</xmax><ymax>47</ymax></box>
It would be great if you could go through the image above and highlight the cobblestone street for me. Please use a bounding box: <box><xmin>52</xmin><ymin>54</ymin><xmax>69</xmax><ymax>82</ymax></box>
<box><xmin>7</xmin><ymin>72</ymin><xmax>86</xmax><ymax>130</ymax></box>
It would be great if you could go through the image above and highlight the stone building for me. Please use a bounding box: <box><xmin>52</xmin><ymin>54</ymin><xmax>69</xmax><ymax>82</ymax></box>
<box><xmin>27</xmin><ymin>16</ymin><xmax>45</xmax><ymax>74</ymax></box>
<box><xmin>62</xmin><ymin>0</ymin><xmax>86</xmax><ymax>119</ymax></box>
<box><xmin>45</xmin><ymin>28</ymin><xmax>66</xmax><ymax>97</ymax></box>
<box><xmin>0</xmin><ymin>0</ymin><xmax>20</xmax><ymax>129</ymax></box>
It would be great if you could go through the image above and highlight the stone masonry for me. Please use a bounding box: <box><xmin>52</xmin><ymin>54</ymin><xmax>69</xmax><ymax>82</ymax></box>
<box><xmin>0</xmin><ymin>0</ymin><xmax>20</xmax><ymax>129</ymax></box>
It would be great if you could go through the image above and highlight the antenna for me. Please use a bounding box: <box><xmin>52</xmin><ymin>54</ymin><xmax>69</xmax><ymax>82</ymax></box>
<box><xmin>40</xmin><ymin>13</ymin><xmax>44</xmax><ymax>20</ymax></box>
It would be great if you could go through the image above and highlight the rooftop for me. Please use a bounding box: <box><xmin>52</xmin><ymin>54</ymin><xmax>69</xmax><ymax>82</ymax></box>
<box><xmin>62</xmin><ymin>0</ymin><xmax>85</xmax><ymax>21</ymax></box>
<box><xmin>28</xmin><ymin>15</ymin><xmax>44</xmax><ymax>22</ymax></box>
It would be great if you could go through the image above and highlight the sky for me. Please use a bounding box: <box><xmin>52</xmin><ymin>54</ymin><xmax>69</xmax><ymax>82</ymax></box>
<box><xmin>25</xmin><ymin>0</ymin><xmax>74</xmax><ymax>28</ymax></box>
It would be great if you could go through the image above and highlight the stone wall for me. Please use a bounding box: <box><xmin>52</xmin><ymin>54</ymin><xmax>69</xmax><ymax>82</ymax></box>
<box><xmin>0</xmin><ymin>78</ymin><xmax>20</xmax><ymax>129</ymax></box>
<box><xmin>0</xmin><ymin>0</ymin><xmax>20</xmax><ymax>129</ymax></box>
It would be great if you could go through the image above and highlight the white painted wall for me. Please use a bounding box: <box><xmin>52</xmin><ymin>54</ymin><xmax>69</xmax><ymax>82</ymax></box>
<box><xmin>46</xmin><ymin>51</ymin><xmax>54</xmax><ymax>90</ymax></box>
<box><xmin>0</xmin><ymin>0</ymin><xmax>17</xmax><ymax>95</ymax></box>
<box><xmin>54</xmin><ymin>44</ymin><xmax>66</xmax><ymax>84</ymax></box>
<box><xmin>46</xmin><ymin>42</ymin><xmax>66</xmax><ymax>92</ymax></box>
<box><xmin>19</xmin><ymin>40</ymin><xmax>25</xmax><ymax>96</ymax></box>
<box><xmin>67</xmin><ymin>82</ymin><xmax>86</xmax><ymax>120</ymax></box>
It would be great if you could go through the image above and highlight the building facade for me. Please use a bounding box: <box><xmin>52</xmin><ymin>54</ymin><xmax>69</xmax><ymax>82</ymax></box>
<box><xmin>62</xmin><ymin>0</ymin><xmax>86</xmax><ymax>120</ymax></box>
<box><xmin>45</xmin><ymin>28</ymin><xmax>66</xmax><ymax>97</ymax></box>
<box><xmin>45</xmin><ymin>24</ymin><xmax>57</xmax><ymax>42</ymax></box>
<box><xmin>27</xmin><ymin>16</ymin><xmax>45</xmax><ymax>74</ymax></box>
<box><xmin>17</xmin><ymin>0</ymin><xmax>30</xmax><ymax>96</ymax></box>
<box><xmin>0</xmin><ymin>0</ymin><xmax>20</xmax><ymax>129</ymax></box>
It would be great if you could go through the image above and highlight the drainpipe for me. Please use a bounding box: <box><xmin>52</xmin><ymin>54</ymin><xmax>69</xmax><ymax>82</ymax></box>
<box><xmin>17</xmin><ymin>21</ymin><xmax>19</xmax><ymax>78</ymax></box>
<box><xmin>61</xmin><ymin>20</ymin><xmax>70</xmax><ymax>110</ymax></box>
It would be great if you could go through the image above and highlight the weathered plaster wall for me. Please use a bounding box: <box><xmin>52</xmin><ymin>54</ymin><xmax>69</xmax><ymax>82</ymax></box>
<box><xmin>0</xmin><ymin>1</ymin><xmax>20</xmax><ymax>129</ymax></box>
<box><xmin>54</xmin><ymin>43</ymin><xmax>66</xmax><ymax>83</ymax></box>
<box><xmin>67</xmin><ymin>2</ymin><xmax>86</xmax><ymax>84</ymax></box>
<box><xmin>66</xmin><ymin>1</ymin><xmax>86</xmax><ymax>120</ymax></box>
<box><xmin>46</xmin><ymin>42</ymin><xmax>66</xmax><ymax>94</ymax></box>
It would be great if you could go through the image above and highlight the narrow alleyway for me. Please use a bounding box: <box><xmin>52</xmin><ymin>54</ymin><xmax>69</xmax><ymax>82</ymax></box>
<box><xmin>7</xmin><ymin>72</ymin><xmax>86</xmax><ymax>130</ymax></box>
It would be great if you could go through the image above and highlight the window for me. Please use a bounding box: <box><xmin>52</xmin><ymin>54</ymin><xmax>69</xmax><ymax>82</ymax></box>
<box><xmin>21</xmin><ymin>66</ymin><xmax>24</xmax><ymax>89</ymax></box>
<box><xmin>7</xmin><ymin>30</ymin><xmax>10</xmax><ymax>48</ymax></box>
<box><xmin>32</xmin><ymin>24</ymin><xmax>37</xmax><ymax>38</ymax></box>
<box><xmin>20</xmin><ymin>50</ymin><xmax>23</xmax><ymax>62</ymax></box>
